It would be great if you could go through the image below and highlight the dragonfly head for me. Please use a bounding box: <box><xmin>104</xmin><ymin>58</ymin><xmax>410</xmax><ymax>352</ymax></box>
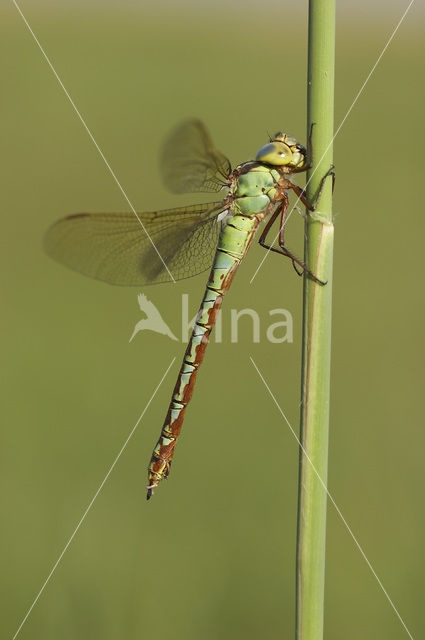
<box><xmin>256</xmin><ymin>132</ymin><xmax>308</xmax><ymax>169</ymax></box>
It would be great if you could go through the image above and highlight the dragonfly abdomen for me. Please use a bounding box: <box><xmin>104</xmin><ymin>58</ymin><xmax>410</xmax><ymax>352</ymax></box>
<box><xmin>146</xmin><ymin>212</ymin><xmax>260</xmax><ymax>498</ymax></box>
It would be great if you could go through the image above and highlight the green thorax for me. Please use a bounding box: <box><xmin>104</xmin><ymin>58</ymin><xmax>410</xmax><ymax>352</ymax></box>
<box><xmin>231</xmin><ymin>162</ymin><xmax>280</xmax><ymax>216</ymax></box>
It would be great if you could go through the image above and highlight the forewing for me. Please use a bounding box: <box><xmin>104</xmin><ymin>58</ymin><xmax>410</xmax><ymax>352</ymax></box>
<box><xmin>44</xmin><ymin>203</ymin><xmax>223</xmax><ymax>285</ymax></box>
<box><xmin>161</xmin><ymin>119</ymin><xmax>232</xmax><ymax>193</ymax></box>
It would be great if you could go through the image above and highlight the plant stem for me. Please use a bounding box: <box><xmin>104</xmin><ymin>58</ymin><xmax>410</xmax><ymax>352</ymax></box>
<box><xmin>295</xmin><ymin>1</ymin><xmax>335</xmax><ymax>639</ymax></box>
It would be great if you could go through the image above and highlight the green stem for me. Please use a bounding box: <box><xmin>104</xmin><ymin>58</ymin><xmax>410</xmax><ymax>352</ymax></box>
<box><xmin>295</xmin><ymin>1</ymin><xmax>335</xmax><ymax>639</ymax></box>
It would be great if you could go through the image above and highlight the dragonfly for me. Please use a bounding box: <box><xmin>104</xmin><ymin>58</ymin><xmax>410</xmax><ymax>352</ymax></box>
<box><xmin>45</xmin><ymin>119</ymin><xmax>333</xmax><ymax>499</ymax></box>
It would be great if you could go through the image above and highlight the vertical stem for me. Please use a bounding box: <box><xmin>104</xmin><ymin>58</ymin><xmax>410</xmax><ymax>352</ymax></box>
<box><xmin>296</xmin><ymin>2</ymin><xmax>335</xmax><ymax>639</ymax></box>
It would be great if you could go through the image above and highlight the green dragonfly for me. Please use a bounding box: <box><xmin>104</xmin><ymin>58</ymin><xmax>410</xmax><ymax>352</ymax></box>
<box><xmin>45</xmin><ymin>119</ymin><xmax>333</xmax><ymax>499</ymax></box>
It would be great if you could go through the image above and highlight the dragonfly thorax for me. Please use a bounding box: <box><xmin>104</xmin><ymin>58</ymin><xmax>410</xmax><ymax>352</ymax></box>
<box><xmin>231</xmin><ymin>163</ymin><xmax>280</xmax><ymax>216</ymax></box>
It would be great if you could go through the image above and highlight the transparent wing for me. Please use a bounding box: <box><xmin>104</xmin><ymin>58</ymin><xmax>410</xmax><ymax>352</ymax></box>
<box><xmin>161</xmin><ymin>119</ymin><xmax>232</xmax><ymax>193</ymax></box>
<box><xmin>44</xmin><ymin>202</ymin><xmax>224</xmax><ymax>286</ymax></box>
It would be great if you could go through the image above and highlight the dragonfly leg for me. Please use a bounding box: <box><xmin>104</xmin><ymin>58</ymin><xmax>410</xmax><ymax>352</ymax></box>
<box><xmin>276</xmin><ymin>199</ymin><xmax>303</xmax><ymax>277</ymax></box>
<box><xmin>278</xmin><ymin>244</ymin><xmax>326</xmax><ymax>284</ymax></box>
<box><xmin>288</xmin><ymin>165</ymin><xmax>335</xmax><ymax>211</ymax></box>
<box><xmin>258</xmin><ymin>201</ymin><xmax>285</xmax><ymax>248</ymax></box>
<box><xmin>259</xmin><ymin>201</ymin><xmax>326</xmax><ymax>284</ymax></box>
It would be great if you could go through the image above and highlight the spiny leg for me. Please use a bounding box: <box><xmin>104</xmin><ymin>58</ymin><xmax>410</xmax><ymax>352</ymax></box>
<box><xmin>258</xmin><ymin>203</ymin><xmax>284</xmax><ymax>248</ymax></box>
<box><xmin>277</xmin><ymin>243</ymin><xmax>324</xmax><ymax>284</ymax></box>
<box><xmin>258</xmin><ymin>200</ymin><xmax>325</xmax><ymax>285</ymax></box>
<box><xmin>275</xmin><ymin>198</ymin><xmax>317</xmax><ymax>278</ymax></box>
<box><xmin>288</xmin><ymin>165</ymin><xmax>335</xmax><ymax>211</ymax></box>
<box><xmin>275</xmin><ymin>200</ymin><xmax>304</xmax><ymax>277</ymax></box>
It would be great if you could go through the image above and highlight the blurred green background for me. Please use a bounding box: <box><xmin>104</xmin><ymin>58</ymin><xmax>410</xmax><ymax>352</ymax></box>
<box><xmin>1</xmin><ymin>1</ymin><xmax>424</xmax><ymax>638</ymax></box>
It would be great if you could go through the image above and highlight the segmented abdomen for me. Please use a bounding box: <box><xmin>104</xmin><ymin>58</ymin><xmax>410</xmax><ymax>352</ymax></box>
<box><xmin>146</xmin><ymin>212</ymin><xmax>260</xmax><ymax>498</ymax></box>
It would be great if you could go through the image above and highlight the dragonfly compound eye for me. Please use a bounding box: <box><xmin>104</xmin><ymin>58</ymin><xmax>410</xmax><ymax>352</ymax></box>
<box><xmin>256</xmin><ymin>141</ymin><xmax>293</xmax><ymax>166</ymax></box>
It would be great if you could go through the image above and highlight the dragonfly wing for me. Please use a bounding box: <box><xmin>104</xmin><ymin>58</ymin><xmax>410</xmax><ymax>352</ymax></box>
<box><xmin>44</xmin><ymin>202</ymin><xmax>223</xmax><ymax>286</ymax></box>
<box><xmin>161</xmin><ymin>119</ymin><xmax>232</xmax><ymax>193</ymax></box>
